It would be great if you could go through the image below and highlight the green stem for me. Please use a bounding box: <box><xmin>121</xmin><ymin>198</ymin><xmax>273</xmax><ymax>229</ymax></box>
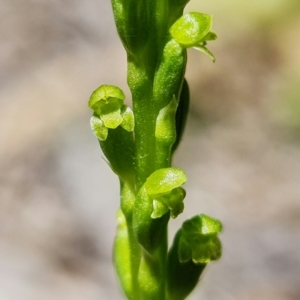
<box><xmin>128</xmin><ymin>59</ymin><xmax>156</xmax><ymax>189</ymax></box>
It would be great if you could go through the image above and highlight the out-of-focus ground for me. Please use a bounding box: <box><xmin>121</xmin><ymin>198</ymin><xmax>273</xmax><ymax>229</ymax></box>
<box><xmin>1</xmin><ymin>0</ymin><xmax>300</xmax><ymax>299</ymax></box>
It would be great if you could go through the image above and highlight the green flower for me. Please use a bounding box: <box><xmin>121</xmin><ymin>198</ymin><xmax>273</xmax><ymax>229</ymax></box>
<box><xmin>170</xmin><ymin>12</ymin><xmax>217</xmax><ymax>62</ymax></box>
<box><xmin>89</xmin><ymin>85</ymin><xmax>134</xmax><ymax>140</ymax></box>
<box><xmin>144</xmin><ymin>168</ymin><xmax>187</xmax><ymax>219</ymax></box>
<box><xmin>178</xmin><ymin>214</ymin><xmax>222</xmax><ymax>264</ymax></box>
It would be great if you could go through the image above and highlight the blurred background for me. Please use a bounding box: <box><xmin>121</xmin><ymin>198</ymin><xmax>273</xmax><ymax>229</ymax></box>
<box><xmin>1</xmin><ymin>0</ymin><xmax>300</xmax><ymax>299</ymax></box>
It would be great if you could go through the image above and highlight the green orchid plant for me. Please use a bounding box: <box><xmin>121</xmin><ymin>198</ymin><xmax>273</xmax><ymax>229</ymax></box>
<box><xmin>88</xmin><ymin>1</ymin><xmax>222</xmax><ymax>299</ymax></box>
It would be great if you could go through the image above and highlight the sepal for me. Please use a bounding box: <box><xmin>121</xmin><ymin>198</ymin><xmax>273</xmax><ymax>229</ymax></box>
<box><xmin>170</xmin><ymin>12</ymin><xmax>212</xmax><ymax>48</ymax></box>
<box><xmin>151</xmin><ymin>200</ymin><xmax>169</xmax><ymax>219</ymax></box>
<box><xmin>120</xmin><ymin>105</ymin><xmax>134</xmax><ymax>132</ymax></box>
<box><xmin>88</xmin><ymin>84</ymin><xmax>125</xmax><ymax>113</ymax></box>
<box><xmin>144</xmin><ymin>168</ymin><xmax>187</xmax><ymax>219</ymax></box>
<box><xmin>151</xmin><ymin>187</ymin><xmax>186</xmax><ymax>219</ymax></box>
<box><xmin>144</xmin><ymin>167</ymin><xmax>187</xmax><ymax>196</ymax></box>
<box><xmin>90</xmin><ymin>115</ymin><xmax>108</xmax><ymax>141</ymax></box>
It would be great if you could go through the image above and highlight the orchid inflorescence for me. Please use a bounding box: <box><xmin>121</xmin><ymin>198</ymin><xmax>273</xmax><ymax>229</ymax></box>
<box><xmin>88</xmin><ymin>1</ymin><xmax>222</xmax><ymax>299</ymax></box>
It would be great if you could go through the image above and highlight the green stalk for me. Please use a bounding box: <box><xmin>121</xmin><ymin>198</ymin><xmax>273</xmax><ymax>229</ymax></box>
<box><xmin>128</xmin><ymin>59</ymin><xmax>156</xmax><ymax>189</ymax></box>
<box><xmin>128</xmin><ymin>60</ymin><xmax>170</xmax><ymax>300</ymax></box>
